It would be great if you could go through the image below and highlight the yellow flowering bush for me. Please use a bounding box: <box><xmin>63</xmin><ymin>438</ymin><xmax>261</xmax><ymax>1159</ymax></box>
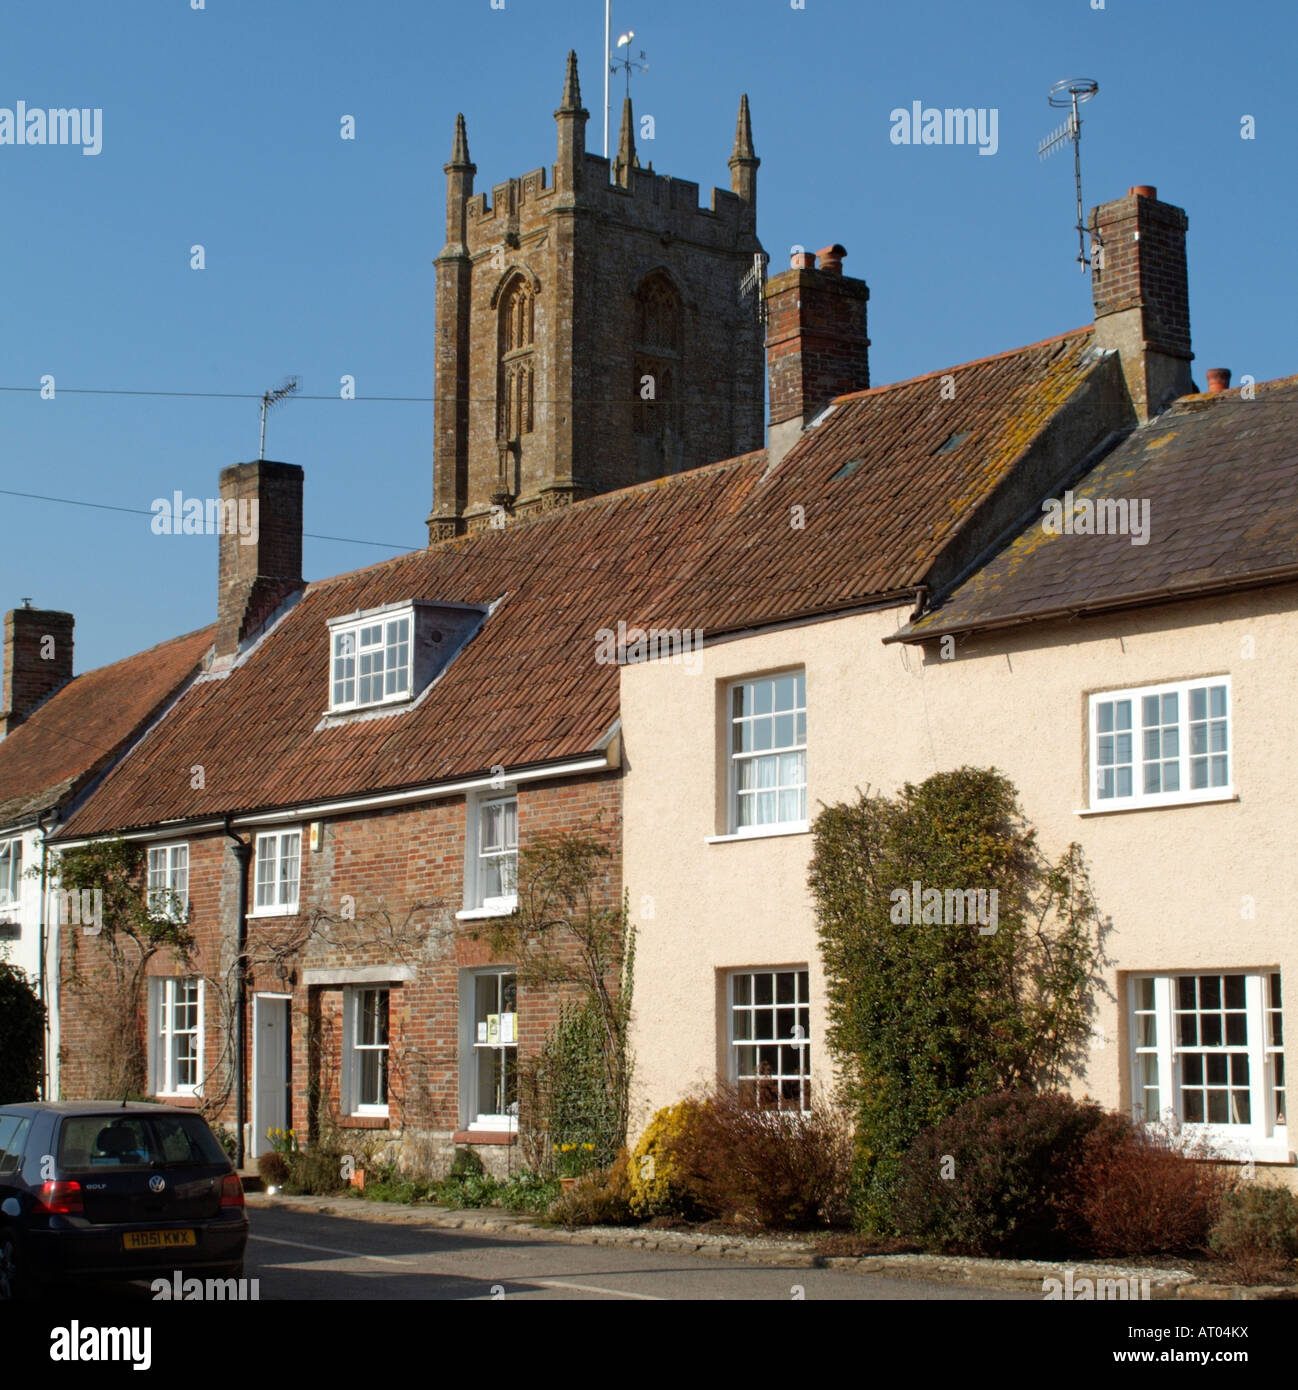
<box><xmin>627</xmin><ymin>1101</ymin><xmax>705</xmax><ymax>1218</ymax></box>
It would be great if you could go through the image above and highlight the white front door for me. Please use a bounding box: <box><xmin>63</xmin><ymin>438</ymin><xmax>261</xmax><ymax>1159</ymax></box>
<box><xmin>251</xmin><ymin>994</ymin><xmax>290</xmax><ymax>1158</ymax></box>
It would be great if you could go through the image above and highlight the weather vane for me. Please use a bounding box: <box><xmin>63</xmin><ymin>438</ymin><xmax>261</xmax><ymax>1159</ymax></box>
<box><xmin>258</xmin><ymin>377</ymin><xmax>299</xmax><ymax>459</ymax></box>
<box><xmin>611</xmin><ymin>28</ymin><xmax>648</xmax><ymax>100</ymax></box>
<box><xmin>1037</xmin><ymin>78</ymin><xmax>1099</xmax><ymax>272</ymax></box>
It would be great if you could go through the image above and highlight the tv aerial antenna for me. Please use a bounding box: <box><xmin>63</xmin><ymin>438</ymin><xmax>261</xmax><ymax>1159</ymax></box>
<box><xmin>258</xmin><ymin>377</ymin><xmax>299</xmax><ymax>459</ymax></box>
<box><xmin>1037</xmin><ymin>78</ymin><xmax>1099</xmax><ymax>272</ymax></box>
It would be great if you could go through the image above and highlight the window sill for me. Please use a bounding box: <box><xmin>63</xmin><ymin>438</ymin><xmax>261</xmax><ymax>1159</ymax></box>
<box><xmin>1076</xmin><ymin>791</ymin><xmax>1237</xmax><ymax>817</ymax></box>
<box><xmin>248</xmin><ymin>905</ymin><xmax>301</xmax><ymax>919</ymax></box>
<box><xmin>706</xmin><ymin>823</ymin><xmax>810</xmax><ymax>845</ymax></box>
<box><xmin>456</xmin><ymin>902</ymin><xmax>518</xmax><ymax>921</ymax></box>
<box><xmin>452</xmin><ymin>1129</ymin><xmax>517</xmax><ymax>1146</ymax></box>
<box><xmin>340</xmin><ymin>1115</ymin><xmax>391</xmax><ymax>1129</ymax></box>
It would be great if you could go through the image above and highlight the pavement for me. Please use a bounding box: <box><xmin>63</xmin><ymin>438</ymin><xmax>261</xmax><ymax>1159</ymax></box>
<box><xmin>231</xmin><ymin>1190</ymin><xmax>1297</xmax><ymax>1301</ymax></box>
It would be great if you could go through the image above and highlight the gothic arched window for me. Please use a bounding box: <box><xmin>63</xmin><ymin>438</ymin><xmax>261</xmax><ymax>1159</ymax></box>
<box><xmin>497</xmin><ymin>275</ymin><xmax>536</xmax><ymax>442</ymax></box>
<box><xmin>633</xmin><ymin>274</ymin><xmax>682</xmax><ymax>438</ymax></box>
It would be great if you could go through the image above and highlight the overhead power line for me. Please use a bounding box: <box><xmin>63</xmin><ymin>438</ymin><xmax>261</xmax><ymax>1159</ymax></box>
<box><xmin>0</xmin><ymin>489</ymin><xmax>415</xmax><ymax>552</ymax></box>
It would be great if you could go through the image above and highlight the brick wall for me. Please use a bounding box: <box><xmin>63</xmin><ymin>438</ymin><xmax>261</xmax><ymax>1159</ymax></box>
<box><xmin>1</xmin><ymin>608</ymin><xmax>74</xmax><ymax>736</ymax></box>
<box><xmin>58</xmin><ymin>769</ymin><xmax>623</xmax><ymax>1175</ymax></box>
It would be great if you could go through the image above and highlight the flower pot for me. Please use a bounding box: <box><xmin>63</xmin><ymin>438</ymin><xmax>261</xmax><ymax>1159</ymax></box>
<box><xmin>559</xmin><ymin>1177</ymin><xmax>577</xmax><ymax>1193</ymax></box>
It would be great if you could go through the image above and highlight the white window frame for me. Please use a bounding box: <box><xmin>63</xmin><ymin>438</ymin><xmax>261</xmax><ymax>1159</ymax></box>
<box><xmin>1087</xmin><ymin>676</ymin><xmax>1232</xmax><ymax>812</ymax></box>
<box><xmin>327</xmin><ymin>606</ymin><xmax>414</xmax><ymax>713</ymax></box>
<box><xmin>1129</xmin><ymin>970</ymin><xmax>1288</xmax><ymax>1163</ymax></box>
<box><xmin>461</xmin><ymin>968</ymin><xmax>518</xmax><ymax>1130</ymax></box>
<box><xmin>146</xmin><ymin>841</ymin><xmax>189</xmax><ymax>922</ymax></box>
<box><xmin>726</xmin><ymin>967</ymin><xmax>812</xmax><ymax>1114</ymax></box>
<box><xmin>149</xmin><ymin>976</ymin><xmax>204</xmax><ymax>1097</ymax></box>
<box><xmin>457</xmin><ymin>793</ymin><xmax>518</xmax><ymax>918</ymax></box>
<box><xmin>726</xmin><ymin>670</ymin><xmax>808</xmax><ymax>837</ymax></box>
<box><xmin>0</xmin><ymin>837</ymin><xmax>21</xmax><ymax>908</ymax></box>
<box><xmin>252</xmin><ymin>829</ymin><xmax>301</xmax><ymax>916</ymax></box>
<box><xmin>342</xmin><ymin>986</ymin><xmax>390</xmax><ymax>1118</ymax></box>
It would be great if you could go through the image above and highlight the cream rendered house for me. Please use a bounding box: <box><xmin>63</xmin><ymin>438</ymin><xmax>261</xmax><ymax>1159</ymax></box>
<box><xmin>621</xmin><ymin>183</ymin><xmax>1298</xmax><ymax>1181</ymax></box>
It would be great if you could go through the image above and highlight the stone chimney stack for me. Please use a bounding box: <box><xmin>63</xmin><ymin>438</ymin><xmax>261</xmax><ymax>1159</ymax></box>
<box><xmin>764</xmin><ymin>244</ymin><xmax>870</xmax><ymax>467</ymax></box>
<box><xmin>1090</xmin><ymin>185</ymin><xmax>1193</xmax><ymax>421</ymax></box>
<box><xmin>1</xmin><ymin>605</ymin><xmax>74</xmax><ymax>737</ymax></box>
<box><xmin>215</xmin><ymin>461</ymin><xmax>304</xmax><ymax>661</ymax></box>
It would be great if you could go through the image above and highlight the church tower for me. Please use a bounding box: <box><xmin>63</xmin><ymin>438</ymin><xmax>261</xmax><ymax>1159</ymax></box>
<box><xmin>427</xmin><ymin>53</ymin><xmax>765</xmax><ymax>540</ymax></box>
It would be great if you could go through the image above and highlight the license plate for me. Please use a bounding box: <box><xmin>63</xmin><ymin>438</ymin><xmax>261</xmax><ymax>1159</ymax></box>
<box><xmin>123</xmin><ymin>1229</ymin><xmax>196</xmax><ymax>1251</ymax></box>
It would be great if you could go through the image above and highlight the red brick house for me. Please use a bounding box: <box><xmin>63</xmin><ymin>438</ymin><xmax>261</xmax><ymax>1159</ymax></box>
<box><xmin>52</xmin><ymin>455</ymin><xmax>755</xmax><ymax>1172</ymax></box>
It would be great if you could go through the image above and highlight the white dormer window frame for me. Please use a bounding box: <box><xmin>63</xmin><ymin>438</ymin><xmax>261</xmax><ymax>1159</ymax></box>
<box><xmin>328</xmin><ymin>605</ymin><xmax>414</xmax><ymax>713</ymax></box>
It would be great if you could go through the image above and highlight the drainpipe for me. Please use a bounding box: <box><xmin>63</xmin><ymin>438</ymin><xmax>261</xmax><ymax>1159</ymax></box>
<box><xmin>225</xmin><ymin>820</ymin><xmax>252</xmax><ymax>1171</ymax></box>
<box><xmin>908</xmin><ymin>585</ymin><xmax>929</xmax><ymax>624</ymax></box>
<box><xmin>37</xmin><ymin>810</ymin><xmax>58</xmax><ymax>1099</ymax></box>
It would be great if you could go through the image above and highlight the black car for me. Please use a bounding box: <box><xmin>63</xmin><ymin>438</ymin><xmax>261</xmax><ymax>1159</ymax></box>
<box><xmin>0</xmin><ymin>1101</ymin><xmax>248</xmax><ymax>1298</ymax></box>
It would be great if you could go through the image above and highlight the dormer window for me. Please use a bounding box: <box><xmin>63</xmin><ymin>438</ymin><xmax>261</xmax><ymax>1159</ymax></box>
<box><xmin>325</xmin><ymin>599</ymin><xmax>491</xmax><ymax>719</ymax></box>
<box><xmin>330</xmin><ymin>610</ymin><xmax>412</xmax><ymax>712</ymax></box>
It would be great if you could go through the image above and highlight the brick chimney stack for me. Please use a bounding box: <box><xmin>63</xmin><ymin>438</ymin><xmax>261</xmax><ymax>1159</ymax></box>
<box><xmin>764</xmin><ymin>243</ymin><xmax>870</xmax><ymax>467</ymax></box>
<box><xmin>215</xmin><ymin>461</ymin><xmax>304</xmax><ymax>661</ymax></box>
<box><xmin>1</xmin><ymin>605</ymin><xmax>74</xmax><ymax>738</ymax></box>
<box><xmin>1090</xmin><ymin>185</ymin><xmax>1193</xmax><ymax>421</ymax></box>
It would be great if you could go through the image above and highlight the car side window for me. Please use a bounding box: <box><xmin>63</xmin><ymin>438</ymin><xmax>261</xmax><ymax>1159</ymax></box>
<box><xmin>0</xmin><ymin>1117</ymin><xmax>31</xmax><ymax>1176</ymax></box>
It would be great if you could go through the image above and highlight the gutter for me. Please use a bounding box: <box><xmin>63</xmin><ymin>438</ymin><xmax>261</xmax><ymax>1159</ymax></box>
<box><xmin>224</xmin><ymin>818</ymin><xmax>252</xmax><ymax>1171</ymax></box>
<box><xmin>886</xmin><ymin>562</ymin><xmax>1298</xmax><ymax>646</ymax></box>
<box><xmin>51</xmin><ymin>752</ymin><xmax>618</xmax><ymax>849</ymax></box>
<box><xmin>36</xmin><ymin>809</ymin><xmax>58</xmax><ymax>1098</ymax></box>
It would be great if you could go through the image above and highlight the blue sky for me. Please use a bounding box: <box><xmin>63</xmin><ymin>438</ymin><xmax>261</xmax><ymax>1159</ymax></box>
<box><xmin>2</xmin><ymin>0</ymin><xmax>1292</xmax><ymax>671</ymax></box>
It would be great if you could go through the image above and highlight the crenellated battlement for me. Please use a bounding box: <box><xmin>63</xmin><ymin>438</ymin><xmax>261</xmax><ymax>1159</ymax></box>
<box><xmin>428</xmin><ymin>51</ymin><xmax>764</xmax><ymax>543</ymax></box>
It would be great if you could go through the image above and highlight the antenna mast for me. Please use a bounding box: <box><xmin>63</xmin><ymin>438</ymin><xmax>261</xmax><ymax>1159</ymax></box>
<box><xmin>258</xmin><ymin>377</ymin><xmax>300</xmax><ymax>460</ymax></box>
<box><xmin>603</xmin><ymin>0</ymin><xmax>611</xmax><ymax>157</ymax></box>
<box><xmin>1037</xmin><ymin>78</ymin><xmax>1099</xmax><ymax>271</ymax></box>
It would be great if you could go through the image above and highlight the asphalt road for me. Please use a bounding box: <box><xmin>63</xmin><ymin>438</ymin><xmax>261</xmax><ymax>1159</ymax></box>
<box><xmin>105</xmin><ymin>1205</ymin><xmax>1029</xmax><ymax>1301</ymax></box>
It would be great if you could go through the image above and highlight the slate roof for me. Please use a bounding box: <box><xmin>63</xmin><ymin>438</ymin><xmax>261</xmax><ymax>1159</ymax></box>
<box><xmin>53</xmin><ymin>326</ymin><xmax>1123</xmax><ymax>838</ymax></box>
<box><xmin>0</xmin><ymin>625</ymin><xmax>214</xmax><ymax>828</ymax></box>
<box><xmin>896</xmin><ymin>376</ymin><xmax>1298</xmax><ymax>641</ymax></box>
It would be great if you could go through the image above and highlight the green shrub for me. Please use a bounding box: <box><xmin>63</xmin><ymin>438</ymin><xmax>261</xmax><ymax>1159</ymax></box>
<box><xmin>0</xmin><ymin>962</ymin><xmax>44</xmax><ymax>1102</ymax></box>
<box><xmin>892</xmin><ymin>1090</ymin><xmax>1109</xmax><ymax>1256</ymax></box>
<box><xmin>1208</xmin><ymin>1184</ymin><xmax>1298</xmax><ymax>1284</ymax></box>
<box><xmin>284</xmin><ymin>1145</ymin><xmax>349</xmax><ymax>1196</ymax></box>
<box><xmin>497</xmin><ymin>1172</ymin><xmax>560</xmax><ymax>1213</ymax></box>
<box><xmin>671</xmin><ymin>1086</ymin><xmax>854</xmax><ymax>1229</ymax></box>
<box><xmin>449</xmin><ymin>1147</ymin><xmax>485</xmax><ymax>1180</ymax></box>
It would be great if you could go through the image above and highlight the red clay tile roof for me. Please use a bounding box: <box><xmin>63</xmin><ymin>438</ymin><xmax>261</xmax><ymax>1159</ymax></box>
<box><xmin>648</xmin><ymin>327</ymin><xmax>1103</xmax><ymax>632</ymax></box>
<box><xmin>897</xmin><ymin>375</ymin><xmax>1298</xmax><ymax>641</ymax></box>
<box><xmin>58</xmin><ymin>458</ymin><xmax>762</xmax><ymax>836</ymax></box>
<box><xmin>55</xmin><ymin>328</ymin><xmax>1113</xmax><ymax>838</ymax></box>
<box><xmin>0</xmin><ymin>625</ymin><xmax>214</xmax><ymax>826</ymax></box>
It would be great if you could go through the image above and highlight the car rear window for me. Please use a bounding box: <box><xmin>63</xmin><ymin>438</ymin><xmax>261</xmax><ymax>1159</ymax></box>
<box><xmin>0</xmin><ymin>1115</ymin><xmax>31</xmax><ymax>1176</ymax></box>
<box><xmin>57</xmin><ymin>1114</ymin><xmax>228</xmax><ymax>1171</ymax></box>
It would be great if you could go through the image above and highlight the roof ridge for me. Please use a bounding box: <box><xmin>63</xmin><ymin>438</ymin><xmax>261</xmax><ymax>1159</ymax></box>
<box><xmin>832</xmin><ymin>325</ymin><xmax>1095</xmax><ymax>404</ymax></box>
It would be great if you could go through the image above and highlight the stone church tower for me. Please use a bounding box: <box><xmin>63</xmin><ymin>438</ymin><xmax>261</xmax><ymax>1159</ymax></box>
<box><xmin>427</xmin><ymin>52</ymin><xmax>766</xmax><ymax>540</ymax></box>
